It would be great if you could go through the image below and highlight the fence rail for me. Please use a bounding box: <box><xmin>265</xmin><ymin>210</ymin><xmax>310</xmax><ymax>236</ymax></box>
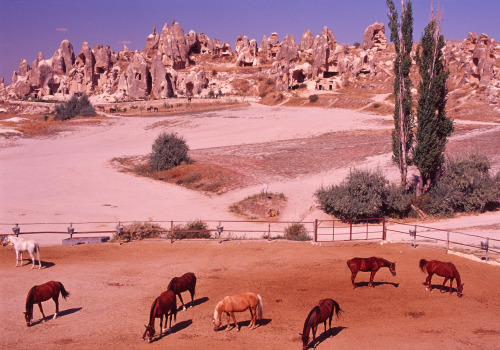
<box><xmin>1</xmin><ymin>218</ymin><xmax>498</xmax><ymax>259</ymax></box>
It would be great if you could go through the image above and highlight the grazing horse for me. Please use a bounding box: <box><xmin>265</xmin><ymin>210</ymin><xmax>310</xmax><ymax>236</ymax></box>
<box><xmin>167</xmin><ymin>272</ymin><xmax>196</xmax><ymax>310</ymax></box>
<box><xmin>3</xmin><ymin>235</ymin><xmax>41</xmax><ymax>269</ymax></box>
<box><xmin>419</xmin><ymin>259</ymin><xmax>464</xmax><ymax>297</ymax></box>
<box><xmin>142</xmin><ymin>290</ymin><xmax>177</xmax><ymax>343</ymax></box>
<box><xmin>347</xmin><ymin>256</ymin><xmax>396</xmax><ymax>288</ymax></box>
<box><xmin>25</xmin><ymin>281</ymin><xmax>70</xmax><ymax>326</ymax></box>
<box><xmin>213</xmin><ymin>292</ymin><xmax>263</xmax><ymax>331</ymax></box>
<box><xmin>301</xmin><ymin>299</ymin><xmax>343</xmax><ymax>350</ymax></box>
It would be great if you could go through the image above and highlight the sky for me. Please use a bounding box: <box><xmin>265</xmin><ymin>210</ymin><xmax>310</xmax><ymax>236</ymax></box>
<box><xmin>1</xmin><ymin>0</ymin><xmax>499</xmax><ymax>84</ymax></box>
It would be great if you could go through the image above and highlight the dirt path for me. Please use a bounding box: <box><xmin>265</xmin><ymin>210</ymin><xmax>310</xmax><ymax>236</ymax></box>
<box><xmin>1</xmin><ymin>240</ymin><xmax>499</xmax><ymax>349</ymax></box>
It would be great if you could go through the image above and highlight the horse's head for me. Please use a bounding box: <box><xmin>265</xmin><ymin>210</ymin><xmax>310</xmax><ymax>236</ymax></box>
<box><xmin>24</xmin><ymin>310</ymin><xmax>32</xmax><ymax>327</ymax></box>
<box><xmin>213</xmin><ymin>301</ymin><xmax>223</xmax><ymax>331</ymax></box>
<box><xmin>142</xmin><ymin>325</ymin><xmax>155</xmax><ymax>343</ymax></box>
<box><xmin>2</xmin><ymin>235</ymin><xmax>12</xmax><ymax>246</ymax></box>
<box><xmin>390</xmin><ymin>262</ymin><xmax>396</xmax><ymax>276</ymax></box>
<box><xmin>457</xmin><ymin>283</ymin><xmax>464</xmax><ymax>297</ymax></box>
<box><xmin>300</xmin><ymin>332</ymin><xmax>309</xmax><ymax>349</ymax></box>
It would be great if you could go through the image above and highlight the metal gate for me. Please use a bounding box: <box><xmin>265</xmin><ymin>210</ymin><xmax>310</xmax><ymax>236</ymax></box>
<box><xmin>314</xmin><ymin>218</ymin><xmax>386</xmax><ymax>242</ymax></box>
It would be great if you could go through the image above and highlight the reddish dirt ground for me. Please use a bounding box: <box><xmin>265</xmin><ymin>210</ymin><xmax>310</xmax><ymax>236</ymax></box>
<box><xmin>1</xmin><ymin>240</ymin><xmax>500</xmax><ymax>349</ymax></box>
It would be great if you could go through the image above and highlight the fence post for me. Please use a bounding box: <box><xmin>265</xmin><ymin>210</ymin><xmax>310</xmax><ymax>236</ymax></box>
<box><xmin>366</xmin><ymin>220</ymin><xmax>369</xmax><ymax>240</ymax></box>
<box><xmin>446</xmin><ymin>231</ymin><xmax>450</xmax><ymax>253</ymax></box>
<box><xmin>170</xmin><ymin>221</ymin><xmax>173</xmax><ymax>244</ymax></box>
<box><xmin>67</xmin><ymin>223</ymin><xmax>74</xmax><ymax>240</ymax></box>
<box><xmin>382</xmin><ymin>218</ymin><xmax>386</xmax><ymax>240</ymax></box>
<box><xmin>413</xmin><ymin>225</ymin><xmax>417</xmax><ymax>248</ymax></box>
<box><xmin>349</xmin><ymin>220</ymin><xmax>352</xmax><ymax>240</ymax></box>
<box><xmin>268</xmin><ymin>223</ymin><xmax>271</xmax><ymax>241</ymax></box>
<box><xmin>332</xmin><ymin>220</ymin><xmax>335</xmax><ymax>242</ymax></box>
<box><xmin>314</xmin><ymin>219</ymin><xmax>318</xmax><ymax>242</ymax></box>
<box><xmin>12</xmin><ymin>224</ymin><xmax>20</xmax><ymax>237</ymax></box>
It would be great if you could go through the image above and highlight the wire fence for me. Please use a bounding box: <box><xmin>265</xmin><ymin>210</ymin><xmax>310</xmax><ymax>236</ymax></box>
<box><xmin>1</xmin><ymin>218</ymin><xmax>498</xmax><ymax>259</ymax></box>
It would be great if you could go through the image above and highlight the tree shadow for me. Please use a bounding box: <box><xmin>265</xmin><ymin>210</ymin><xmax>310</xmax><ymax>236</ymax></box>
<box><xmin>355</xmin><ymin>281</ymin><xmax>399</xmax><ymax>288</ymax></box>
<box><xmin>308</xmin><ymin>326</ymin><xmax>347</xmax><ymax>349</ymax></box>
<box><xmin>30</xmin><ymin>307</ymin><xmax>82</xmax><ymax>326</ymax></box>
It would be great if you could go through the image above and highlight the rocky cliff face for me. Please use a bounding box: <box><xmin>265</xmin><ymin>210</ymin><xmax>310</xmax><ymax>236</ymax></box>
<box><xmin>1</xmin><ymin>21</ymin><xmax>499</xmax><ymax>107</ymax></box>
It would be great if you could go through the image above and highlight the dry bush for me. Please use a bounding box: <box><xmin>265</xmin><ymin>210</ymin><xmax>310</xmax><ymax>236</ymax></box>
<box><xmin>229</xmin><ymin>192</ymin><xmax>287</xmax><ymax>219</ymax></box>
<box><xmin>231</xmin><ymin>78</ymin><xmax>256</xmax><ymax>96</ymax></box>
<box><xmin>114</xmin><ymin>222</ymin><xmax>167</xmax><ymax>241</ymax></box>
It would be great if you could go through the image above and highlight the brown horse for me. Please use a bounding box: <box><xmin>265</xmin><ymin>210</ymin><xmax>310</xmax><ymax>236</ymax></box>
<box><xmin>24</xmin><ymin>281</ymin><xmax>70</xmax><ymax>326</ymax></box>
<box><xmin>347</xmin><ymin>256</ymin><xmax>396</xmax><ymax>288</ymax></box>
<box><xmin>167</xmin><ymin>272</ymin><xmax>196</xmax><ymax>310</ymax></box>
<box><xmin>213</xmin><ymin>292</ymin><xmax>263</xmax><ymax>331</ymax></box>
<box><xmin>419</xmin><ymin>259</ymin><xmax>464</xmax><ymax>297</ymax></box>
<box><xmin>142</xmin><ymin>290</ymin><xmax>177</xmax><ymax>343</ymax></box>
<box><xmin>301</xmin><ymin>299</ymin><xmax>342</xmax><ymax>350</ymax></box>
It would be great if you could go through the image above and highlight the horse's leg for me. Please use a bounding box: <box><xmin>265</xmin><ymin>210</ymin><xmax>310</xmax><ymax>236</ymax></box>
<box><xmin>225</xmin><ymin>312</ymin><xmax>232</xmax><ymax>331</ymax></box>
<box><xmin>53</xmin><ymin>297</ymin><xmax>59</xmax><ymax>319</ymax></box>
<box><xmin>369</xmin><ymin>270</ymin><xmax>377</xmax><ymax>288</ymax></box>
<box><xmin>426</xmin><ymin>273</ymin><xmax>433</xmax><ymax>291</ymax></box>
<box><xmin>178</xmin><ymin>293</ymin><xmax>186</xmax><ymax>311</ymax></box>
<box><xmin>29</xmin><ymin>251</ymin><xmax>35</xmax><ymax>269</ymax></box>
<box><xmin>189</xmin><ymin>288</ymin><xmax>195</xmax><ymax>308</ymax></box>
<box><xmin>248</xmin><ymin>308</ymin><xmax>254</xmax><ymax>328</ymax></box>
<box><xmin>15</xmin><ymin>250</ymin><xmax>19</xmax><ymax>267</ymax></box>
<box><xmin>38</xmin><ymin>302</ymin><xmax>46</xmax><ymax>322</ymax></box>
<box><xmin>351</xmin><ymin>270</ymin><xmax>358</xmax><ymax>289</ymax></box>
<box><xmin>230</xmin><ymin>312</ymin><xmax>239</xmax><ymax>331</ymax></box>
<box><xmin>440</xmin><ymin>277</ymin><xmax>449</xmax><ymax>293</ymax></box>
<box><xmin>449</xmin><ymin>278</ymin><xmax>454</xmax><ymax>295</ymax></box>
<box><xmin>159</xmin><ymin>314</ymin><xmax>163</xmax><ymax>338</ymax></box>
<box><xmin>312</xmin><ymin>325</ymin><xmax>317</xmax><ymax>342</ymax></box>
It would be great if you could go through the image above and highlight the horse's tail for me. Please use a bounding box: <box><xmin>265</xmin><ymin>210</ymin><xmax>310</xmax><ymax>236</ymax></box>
<box><xmin>58</xmin><ymin>282</ymin><xmax>70</xmax><ymax>300</ymax></box>
<box><xmin>330</xmin><ymin>299</ymin><xmax>343</xmax><ymax>319</ymax></box>
<box><xmin>35</xmin><ymin>243</ymin><xmax>41</xmax><ymax>268</ymax></box>
<box><xmin>257</xmin><ymin>294</ymin><xmax>263</xmax><ymax>320</ymax></box>
<box><xmin>419</xmin><ymin>259</ymin><xmax>428</xmax><ymax>273</ymax></box>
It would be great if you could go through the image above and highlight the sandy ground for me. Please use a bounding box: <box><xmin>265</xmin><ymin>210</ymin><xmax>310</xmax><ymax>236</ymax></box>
<box><xmin>1</xmin><ymin>103</ymin><xmax>499</xmax><ymax>247</ymax></box>
<box><xmin>1</xmin><ymin>240</ymin><xmax>500</xmax><ymax>350</ymax></box>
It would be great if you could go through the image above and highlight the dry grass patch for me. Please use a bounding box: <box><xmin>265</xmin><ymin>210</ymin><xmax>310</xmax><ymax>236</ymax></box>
<box><xmin>229</xmin><ymin>192</ymin><xmax>287</xmax><ymax>220</ymax></box>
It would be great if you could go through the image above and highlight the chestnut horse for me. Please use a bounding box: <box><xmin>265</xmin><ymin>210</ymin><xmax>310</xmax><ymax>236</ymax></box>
<box><xmin>167</xmin><ymin>272</ymin><xmax>196</xmax><ymax>310</ymax></box>
<box><xmin>213</xmin><ymin>292</ymin><xmax>263</xmax><ymax>331</ymax></box>
<box><xmin>25</xmin><ymin>281</ymin><xmax>70</xmax><ymax>326</ymax></box>
<box><xmin>142</xmin><ymin>290</ymin><xmax>177</xmax><ymax>343</ymax></box>
<box><xmin>419</xmin><ymin>259</ymin><xmax>464</xmax><ymax>297</ymax></box>
<box><xmin>347</xmin><ymin>256</ymin><xmax>396</xmax><ymax>288</ymax></box>
<box><xmin>301</xmin><ymin>298</ymin><xmax>342</xmax><ymax>350</ymax></box>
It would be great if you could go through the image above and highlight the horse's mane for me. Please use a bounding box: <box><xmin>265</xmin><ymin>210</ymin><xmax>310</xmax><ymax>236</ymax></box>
<box><xmin>376</xmin><ymin>257</ymin><xmax>393</xmax><ymax>266</ymax></box>
<box><xmin>214</xmin><ymin>301</ymin><xmax>222</xmax><ymax>320</ymax></box>
<box><xmin>26</xmin><ymin>286</ymin><xmax>36</xmax><ymax>310</ymax></box>
<box><xmin>302</xmin><ymin>306</ymin><xmax>320</xmax><ymax>340</ymax></box>
<box><xmin>148</xmin><ymin>297</ymin><xmax>159</xmax><ymax>325</ymax></box>
<box><xmin>167</xmin><ymin>277</ymin><xmax>177</xmax><ymax>291</ymax></box>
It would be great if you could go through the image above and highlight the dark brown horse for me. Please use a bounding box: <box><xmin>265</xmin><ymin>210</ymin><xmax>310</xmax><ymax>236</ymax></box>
<box><xmin>24</xmin><ymin>281</ymin><xmax>70</xmax><ymax>326</ymax></box>
<box><xmin>347</xmin><ymin>257</ymin><xmax>396</xmax><ymax>288</ymax></box>
<box><xmin>419</xmin><ymin>259</ymin><xmax>464</xmax><ymax>297</ymax></box>
<box><xmin>167</xmin><ymin>272</ymin><xmax>196</xmax><ymax>310</ymax></box>
<box><xmin>301</xmin><ymin>298</ymin><xmax>342</xmax><ymax>350</ymax></box>
<box><xmin>142</xmin><ymin>290</ymin><xmax>177</xmax><ymax>343</ymax></box>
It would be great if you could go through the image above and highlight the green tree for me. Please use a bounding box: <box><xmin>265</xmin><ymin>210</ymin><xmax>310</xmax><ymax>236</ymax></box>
<box><xmin>149</xmin><ymin>132</ymin><xmax>190</xmax><ymax>171</ymax></box>
<box><xmin>413</xmin><ymin>12</ymin><xmax>453</xmax><ymax>194</ymax></box>
<box><xmin>386</xmin><ymin>0</ymin><xmax>414</xmax><ymax>188</ymax></box>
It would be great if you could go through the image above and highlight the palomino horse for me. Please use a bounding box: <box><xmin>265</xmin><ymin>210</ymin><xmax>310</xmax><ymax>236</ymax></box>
<box><xmin>419</xmin><ymin>259</ymin><xmax>464</xmax><ymax>297</ymax></box>
<box><xmin>3</xmin><ymin>235</ymin><xmax>41</xmax><ymax>269</ymax></box>
<box><xmin>143</xmin><ymin>290</ymin><xmax>177</xmax><ymax>343</ymax></box>
<box><xmin>25</xmin><ymin>281</ymin><xmax>70</xmax><ymax>326</ymax></box>
<box><xmin>301</xmin><ymin>299</ymin><xmax>343</xmax><ymax>350</ymax></box>
<box><xmin>347</xmin><ymin>256</ymin><xmax>396</xmax><ymax>288</ymax></box>
<box><xmin>213</xmin><ymin>292</ymin><xmax>263</xmax><ymax>331</ymax></box>
<box><xmin>167</xmin><ymin>272</ymin><xmax>196</xmax><ymax>310</ymax></box>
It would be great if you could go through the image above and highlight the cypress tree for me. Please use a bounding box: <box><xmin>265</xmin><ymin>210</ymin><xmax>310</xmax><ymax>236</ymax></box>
<box><xmin>386</xmin><ymin>0</ymin><xmax>414</xmax><ymax>188</ymax></box>
<box><xmin>413</xmin><ymin>13</ymin><xmax>453</xmax><ymax>194</ymax></box>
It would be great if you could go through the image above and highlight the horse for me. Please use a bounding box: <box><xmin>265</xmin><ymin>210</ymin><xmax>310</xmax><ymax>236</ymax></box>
<box><xmin>419</xmin><ymin>259</ymin><xmax>464</xmax><ymax>297</ymax></box>
<box><xmin>3</xmin><ymin>235</ymin><xmax>41</xmax><ymax>269</ymax></box>
<box><xmin>213</xmin><ymin>292</ymin><xmax>263</xmax><ymax>331</ymax></box>
<box><xmin>142</xmin><ymin>290</ymin><xmax>177</xmax><ymax>343</ymax></box>
<box><xmin>301</xmin><ymin>299</ymin><xmax>343</xmax><ymax>350</ymax></box>
<box><xmin>24</xmin><ymin>281</ymin><xmax>70</xmax><ymax>327</ymax></box>
<box><xmin>347</xmin><ymin>256</ymin><xmax>396</xmax><ymax>289</ymax></box>
<box><xmin>167</xmin><ymin>272</ymin><xmax>196</xmax><ymax>310</ymax></box>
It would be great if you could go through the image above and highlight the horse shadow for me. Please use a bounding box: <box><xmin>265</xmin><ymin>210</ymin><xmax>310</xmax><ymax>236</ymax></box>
<box><xmin>355</xmin><ymin>281</ymin><xmax>399</xmax><ymax>289</ymax></box>
<box><xmin>149</xmin><ymin>320</ymin><xmax>193</xmax><ymax>343</ymax></box>
<box><xmin>19</xmin><ymin>259</ymin><xmax>55</xmax><ymax>269</ymax></box>
<box><xmin>425</xmin><ymin>283</ymin><xmax>458</xmax><ymax>294</ymax></box>
<box><xmin>308</xmin><ymin>326</ymin><xmax>347</xmax><ymax>349</ymax></box>
<box><xmin>176</xmin><ymin>296</ymin><xmax>209</xmax><ymax>311</ymax></box>
<box><xmin>30</xmin><ymin>307</ymin><xmax>82</xmax><ymax>326</ymax></box>
<box><xmin>235</xmin><ymin>318</ymin><xmax>272</xmax><ymax>330</ymax></box>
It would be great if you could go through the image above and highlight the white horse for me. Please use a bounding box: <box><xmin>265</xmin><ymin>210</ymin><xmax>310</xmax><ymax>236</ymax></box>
<box><xmin>3</xmin><ymin>235</ymin><xmax>41</xmax><ymax>269</ymax></box>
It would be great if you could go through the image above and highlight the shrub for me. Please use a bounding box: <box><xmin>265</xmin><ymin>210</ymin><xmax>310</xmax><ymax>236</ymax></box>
<box><xmin>316</xmin><ymin>169</ymin><xmax>390</xmax><ymax>220</ymax></box>
<box><xmin>383</xmin><ymin>183</ymin><xmax>412</xmax><ymax>218</ymax></box>
<box><xmin>173</xmin><ymin>220</ymin><xmax>211</xmax><ymax>239</ymax></box>
<box><xmin>309</xmin><ymin>94</ymin><xmax>319</xmax><ymax>102</ymax></box>
<box><xmin>208</xmin><ymin>89</ymin><xmax>215</xmax><ymax>98</ymax></box>
<box><xmin>426</xmin><ymin>155</ymin><xmax>500</xmax><ymax>216</ymax></box>
<box><xmin>149</xmin><ymin>132</ymin><xmax>191</xmax><ymax>171</ymax></box>
<box><xmin>114</xmin><ymin>222</ymin><xmax>167</xmax><ymax>242</ymax></box>
<box><xmin>284</xmin><ymin>223</ymin><xmax>311</xmax><ymax>241</ymax></box>
<box><xmin>54</xmin><ymin>94</ymin><xmax>96</xmax><ymax>120</ymax></box>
